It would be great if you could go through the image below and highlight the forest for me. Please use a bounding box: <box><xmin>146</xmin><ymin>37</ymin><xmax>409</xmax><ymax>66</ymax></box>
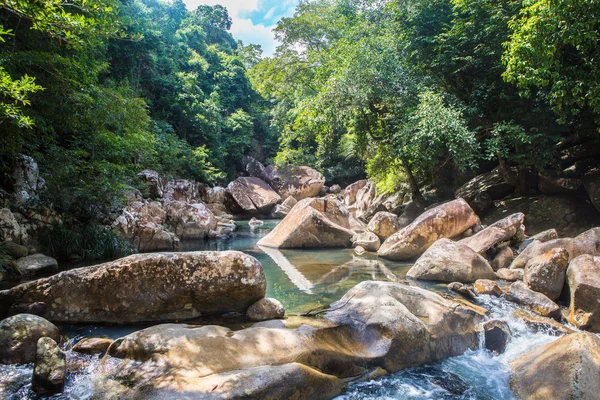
<box><xmin>1</xmin><ymin>0</ymin><xmax>600</xmax><ymax>218</ymax></box>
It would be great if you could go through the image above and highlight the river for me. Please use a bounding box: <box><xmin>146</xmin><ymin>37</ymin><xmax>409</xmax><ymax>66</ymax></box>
<box><xmin>0</xmin><ymin>220</ymin><xmax>565</xmax><ymax>399</ymax></box>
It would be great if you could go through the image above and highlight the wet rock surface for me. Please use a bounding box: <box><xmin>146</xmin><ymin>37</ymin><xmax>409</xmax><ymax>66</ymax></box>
<box><xmin>0</xmin><ymin>314</ymin><xmax>61</xmax><ymax>364</ymax></box>
<box><xmin>32</xmin><ymin>337</ymin><xmax>65</xmax><ymax>395</ymax></box>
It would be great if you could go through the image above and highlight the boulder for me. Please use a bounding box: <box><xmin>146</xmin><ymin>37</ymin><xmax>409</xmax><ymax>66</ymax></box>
<box><xmin>344</xmin><ymin>180</ymin><xmax>368</xmax><ymax>206</ymax></box>
<box><xmin>505</xmin><ymin>281</ymin><xmax>561</xmax><ymax>319</ymax></box>
<box><xmin>12</xmin><ymin>154</ymin><xmax>44</xmax><ymax>202</ymax></box>
<box><xmin>491</xmin><ymin>247</ymin><xmax>514</xmax><ymax>271</ymax></box>
<box><xmin>0</xmin><ymin>208</ymin><xmax>22</xmax><ymax>244</ymax></box>
<box><xmin>538</xmin><ymin>173</ymin><xmax>581</xmax><ymax>194</ymax></box>
<box><xmin>282</xmin><ymin>196</ymin><xmax>298</xmax><ymax>209</ymax></box>
<box><xmin>447</xmin><ymin>282</ymin><xmax>476</xmax><ymax>298</ymax></box>
<box><xmin>163</xmin><ymin>179</ymin><xmax>200</xmax><ymax>203</ymax></box>
<box><xmin>473</xmin><ymin>279</ymin><xmax>502</xmax><ymax>296</ymax></box>
<box><xmin>496</xmin><ymin>268</ymin><xmax>523</xmax><ymax>281</ymax></box>
<box><xmin>512</xmin><ymin>308</ymin><xmax>574</xmax><ymax>335</ymax></box>
<box><xmin>354</xmin><ymin>246</ymin><xmax>366</xmax><ymax>255</ymax></box>
<box><xmin>487</xmin><ymin>212</ymin><xmax>525</xmax><ymax>242</ymax></box>
<box><xmin>351</xmin><ymin>231</ymin><xmax>381</xmax><ymax>252</ymax></box>
<box><xmin>510</xmin><ymin>332</ymin><xmax>600</xmax><ymax>400</ymax></box>
<box><xmin>15</xmin><ymin>253</ymin><xmax>58</xmax><ymax>276</ymax></box>
<box><xmin>483</xmin><ymin>320</ymin><xmax>512</xmax><ymax>354</ymax></box>
<box><xmin>164</xmin><ymin>201</ymin><xmax>217</xmax><ymax>240</ymax></box>
<box><xmin>0</xmin><ymin>314</ymin><xmax>61</xmax><ymax>364</ymax></box>
<box><xmin>248</xmin><ymin>217</ymin><xmax>264</xmax><ymax>227</ymax></box>
<box><xmin>396</xmin><ymin>201</ymin><xmax>424</xmax><ymax>228</ymax></box>
<box><xmin>511</xmin><ymin>227</ymin><xmax>600</xmax><ymax>269</ymax></box>
<box><xmin>32</xmin><ymin>337</ymin><xmax>65</xmax><ymax>395</ymax></box>
<box><xmin>137</xmin><ymin>169</ymin><xmax>163</xmax><ymax>199</ymax></box>
<box><xmin>455</xmin><ymin>168</ymin><xmax>514</xmax><ymax>213</ymax></box>
<box><xmin>243</xmin><ymin>156</ymin><xmax>267</xmax><ymax>181</ymax></box>
<box><xmin>459</xmin><ymin>226</ymin><xmax>506</xmax><ymax>254</ymax></box>
<box><xmin>203</xmin><ymin>186</ymin><xmax>227</xmax><ymax>204</ymax></box>
<box><xmin>4</xmin><ymin>241</ymin><xmax>28</xmax><ymax>259</ymax></box>
<box><xmin>99</xmin><ymin>281</ymin><xmax>483</xmax><ymax>399</ymax></box>
<box><xmin>350</xmin><ymin>181</ymin><xmax>377</xmax><ymax>219</ymax></box>
<box><xmin>257</xmin><ymin>198</ymin><xmax>357</xmax><ymax>248</ymax></box>
<box><xmin>516</xmin><ymin>228</ymin><xmax>559</xmax><ymax>253</ymax></box>
<box><xmin>367</xmin><ymin>212</ymin><xmax>401</xmax><ymax>240</ymax></box>
<box><xmin>566</xmin><ymin>254</ymin><xmax>600</xmax><ymax>331</ymax></box>
<box><xmin>378</xmin><ymin>199</ymin><xmax>480</xmax><ymax>261</ymax></box>
<box><xmin>270</xmin><ymin>204</ymin><xmax>291</xmax><ymax>219</ymax></box>
<box><xmin>583</xmin><ymin>171</ymin><xmax>600</xmax><ymax>212</ymax></box>
<box><xmin>227</xmin><ymin>177</ymin><xmax>281</xmax><ymax>215</ymax></box>
<box><xmin>523</xmin><ymin>248</ymin><xmax>569</xmax><ymax>300</ymax></box>
<box><xmin>72</xmin><ymin>337</ymin><xmax>113</xmax><ymax>355</ymax></box>
<box><xmin>484</xmin><ymin>195</ymin><xmax>600</xmax><ymax>237</ymax></box>
<box><xmin>329</xmin><ymin>184</ymin><xmax>342</xmax><ymax>194</ymax></box>
<box><xmin>246</xmin><ymin>298</ymin><xmax>285</xmax><ymax>321</ymax></box>
<box><xmin>0</xmin><ymin>251</ymin><xmax>266</xmax><ymax>323</ymax></box>
<box><xmin>264</xmin><ymin>165</ymin><xmax>325</xmax><ymax>200</ymax></box>
<box><xmin>406</xmin><ymin>239</ymin><xmax>496</xmax><ymax>283</ymax></box>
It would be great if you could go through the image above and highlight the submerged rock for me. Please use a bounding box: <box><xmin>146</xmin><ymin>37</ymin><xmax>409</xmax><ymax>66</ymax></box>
<box><xmin>248</xmin><ymin>217</ymin><xmax>264</xmax><ymax>227</ymax></box>
<box><xmin>407</xmin><ymin>239</ymin><xmax>496</xmax><ymax>283</ymax></box>
<box><xmin>32</xmin><ymin>337</ymin><xmax>65</xmax><ymax>395</ymax></box>
<box><xmin>378</xmin><ymin>199</ymin><xmax>480</xmax><ymax>261</ymax></box>
<box><xmin>567</xmin><ymin>254</ymin><xmax>600</xmax><ymax>331</ymax></box>
<box><xmin>0</xmin><ymin>251</ymin><xmax>266</xmax><ymax>323</ymax></box>
<box><xmin>510</xmin><ymin>332</ymin><xmax>600</xmax><ymax>400</ymax></box>
<box><xmin>257</xmin><ymin>198</ymin><xmax>359</xmax><ymax>248</ymax></box>
<box><xmin>246</xmin><ymin>298</ymin><xmax>285</xmax><ymax>321</ymax></box>
<box><xmin>0</xmin><ymin>314</ymin><xmax>61</xmax><ymax>364</ymax></box>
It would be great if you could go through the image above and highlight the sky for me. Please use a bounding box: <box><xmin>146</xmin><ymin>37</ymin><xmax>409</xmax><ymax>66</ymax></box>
<box><xmin>182</xmin><ymin>0</ymin><xmax>299</xmax><ymax>57</ymax></box>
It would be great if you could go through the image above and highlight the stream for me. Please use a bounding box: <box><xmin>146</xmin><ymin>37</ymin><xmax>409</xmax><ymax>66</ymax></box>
<box><xmin>0</xmin><ymin>220</ymin><xmax>565</xmax><ymax>399</ymax></box>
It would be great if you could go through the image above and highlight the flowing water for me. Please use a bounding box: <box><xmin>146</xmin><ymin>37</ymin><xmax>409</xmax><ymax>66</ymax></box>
<box><xmin>0</xmin><ymin>220</ymin><xmax>567</xmax><ymax>399</ymax></box>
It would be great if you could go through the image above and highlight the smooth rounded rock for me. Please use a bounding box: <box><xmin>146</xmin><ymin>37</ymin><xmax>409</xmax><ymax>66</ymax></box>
<box><xmin>0</xmin><ymin>314</ymin><xmax>61</xmax><ymax>364</ymax></box>
<box><xmin>351</xmin><ymin>231</ymin><xmax>381</xmax><ymax>252</ymax></box>
<box><xmin>16</xmin><ymin>254</ymin><xmax>58</xmax><ymax>276</ymax></box>
<box><xmin>367</xmin><ymin>212</ymin><xmax>401</xmax><ymax>240</ymax></box>
<box><xmin>72</xmin><ymin>338</ymin><xmax>113</xmax><ymax>355</ymax></box>
<box><xmin>32</xmin><ymin>337</ymin><xmax>65</xmax><ymax>395</ymax></box>
<box><xmin>246</xmin><ymin>298</ymin><xmax>285</xmax><ymax>321</ymax></box>
<box><xmin>523</xmin><ymin>248</ymin><xmax>569</xmax><ymax>300</ymax></box>
<box><xmin>505</xmin><ymin>281</ymin><xmax>561</xmax><ymax>319</ymax></box>
<box><xmin>473</xmin><ymin>279</ymin><xmax>502</xmax><ymax>296</ymax></box>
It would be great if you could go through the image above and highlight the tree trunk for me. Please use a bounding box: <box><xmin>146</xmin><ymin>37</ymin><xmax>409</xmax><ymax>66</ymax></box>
<box><xmin>402</xmin><ymin>159</ymin><xmax>424</xmax><ymax>204</ymax></box>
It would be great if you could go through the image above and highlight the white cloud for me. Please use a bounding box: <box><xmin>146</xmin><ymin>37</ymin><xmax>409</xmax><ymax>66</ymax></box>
<box><xmin>182</xmin><ymin>0</ymin><xmax>295</xmax><ymax>57</ymax></box>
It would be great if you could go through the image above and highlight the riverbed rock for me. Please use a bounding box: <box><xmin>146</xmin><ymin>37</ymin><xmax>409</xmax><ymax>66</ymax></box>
<box><xmin>344</xmin><ymin>180</ymin><xmax>369</xmax><ymax>206</ymax></box>
<box><xmin>455</xmin><ymin>168</ymin><xmax>514</xmax><ymax>214</ymax></box>
<box><xmin>0</xmin><ymin>314</ymin><xmax>61</xmax><ymax>364</ymax></box>
<box><xmin>100</xmin><ymin>281</ymin><xmax>483</xmax><ymax>399</ymax></box>
<box><xmin>137</xmin><ymin>169</ymin><xmax>163</xmax><ymax>199</ymax></box>
<box><xmin>516</xmin><ymin>229</ymin><xmax>559</xmax><ymax>253</ymax></box>
<box><xmin>511</xmin><ymin>227</ymin><xmax>600</xmax><ymax>269</ymax></box>
<box><xmin>473</xmin><ymin>279</ymin><xmax>502</xmax><ymax>296</ymax></box>
<box><xmin>162</xmin><ymin>179</ymin><xmax>201</xmax><ymax>203</ymax></box>
<box><xmin>329</xmin><ymin>184</ymin><xmax>342</xmax><ymax>194</ymax></box>
<box><xmin>406</xmin><ymin>239</ymin><xmax>496</xmax><ymax>283</ymax></box>
<box><xmin>487</xmin><ymin>212</ymin><xmax>525</xmax><ymax>242</ymax></box>
<box><xmin>483</xmin><ymin>320</ymin><xmax>512</xmax><ymax>354</ymax></box>
<box><xmin>447</xmin><ymin>282</ymin><xmax>476</xmax><ymax>298</ymax></box>
<box><xmin>351</xmin><ymin>231</ymin><xmax>381</xmax><ymax>252</ymax></box>
<box><xmin>460</xmin><ymin>227</ymin><xmax>506</xmax><ymax>254</ymax></box>
<box><xmin>248</xmin><ymin>217</ymin><xmax>264</xmax><ymax>228</ymax></box>
<box><xmin>32</xmin><ymin>337</ymin><xmax>65</xmax><ymax>395</ymax></box>
<box><xmin>523</xmin><ymin>248</ymin><xmax>569</xmax><ymax>300</ymax></box>
<box><xmin>246</xmin><ymin>298</ymin><xmax>285</xmax><ymax>321</ymax></box>
<box><xmin>350</xmin><ymin>181</ymin><xmax>377</xmax><ymax>219</ymax></box>
<box><xmin>512</xmin><ymin>309</ymin><xmax>574</xmax><ymax>335</ymax></box>
<box><xmin>72</xmin><ymin>338</ymin><xmax>113</xmax><ymax>355</ymax></box>
<box><xmin>510</xmin><ymin>332</ymin><xmax>600</xmax><ymax>400</ymax></box>
<box><xmin>203</xmin><ymin>186</ymin><xmax>227</xmax><ymax>204</ymax></box>
<box><xmin>491</xmin><ymin>247</ymin><xmax>514</xmax><ymax>271</ymax></box>
<box><xmin>257</xmin><ymin>198</ymin><xmax>358</xmax><ymax>248</ymax></box>
<box><xmin>4</xmin><ymin>241</ymin><xmax>28</xmax><ymax>259</ymax></box>
<box><xmin>378</xmin><ymin>199</ymin><xmax>480</xmax><ymax>261</ymax></box>
<box><xmin>15</xmin><ymin>253</ymin><xmax>58</xmax><ymax>276</ymax></box>
<box><xmin>505</xmin><ymin>281</ymin><xmax>561</xmax><ymax>319</ymax></box>
<box><xmin>566</xmin><ymin>254</ymin><xmax>600</xmax><ymax>331</ymax></box>
<box><xmin>264</xmin><ymin>165</ymin><xmax>325</xmax><ymax>200</ymax></box>
<box><xmin>0</xmin><ymin>251</ymin><xmax>266</xmax><ymax>323</ymax></box>
<box><xmin>367</xmin><ymin>212</ymin><xmax>401</xmax><ymax>240</ymax></box>
<box><xmin>0</xmin><ymin>208</ymin><xmax>23</xmax><ymax>244</ymax></box>
<box><xmin>496</xmin><ymin>268</ymin><xmax>523</xmax><ymax>281</ymax></box>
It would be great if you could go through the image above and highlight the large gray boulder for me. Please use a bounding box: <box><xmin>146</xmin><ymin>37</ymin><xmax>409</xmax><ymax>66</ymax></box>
<box><xmin>378</xmin><ymin>199</ymin><xmax>480</xmax><ymax>261</ymax></box>
<box><xmin>407</xmin><ymin>239</ymin><xmax>496</xmax><ymax>283</ymax></box>
<box><xmin>567</xmin><ymin>254</ymin><xmax>600</xmax><ymax>331</ymax></box>
<box><xmin>264</xmin><ymin>165</ymin><xmax>325</xmax><ymax>201</ymax></box>
<box><xmin>505</xmin><ymin>281</ymin><xmax>561</xmax><ymax>319</ymax></box>
<box><xmin>227</xmin><ymin>177</ymin><xmax>281</xmax><ymax>214</ymax></box>
<box><xmin>15</xmin><ymin>253</ymin><xmax>58</xmax><ymax>276</ymax></box>
<box><xmin>0</xmin><ymin>314</ymin><xmax>61</xmax><ymax>364</ymax></box>
<box><xmin>523</xmin><ymin>248</ymin><xmax>569</xmax><ymax>300</ymax></box>
<box><xmin>367</xmin><ymin>212</ymin><xmax>401</xmax><ymax>240</ymax></box>
<box><xmin>98</xmin><ymin>281</ymin><xmax>483</xmax><ymax>399</ymax></box>
<box><xmin>0</xmin><ymin>251</ymin><xmax>266</xmax><ymax>323</ymax></box>
<box><xmin>164</xmin><ymin>201</ymin><xmax>216</xmax><ymax>240</ymax></box>
<box><xmin>32</xmin><ymin>337</ymin><xmax>65</xmax><ymax>395</ymax></box>
<box><xmin>511</xmin><ymin>332</ymin><xmax>600</xmax><ymax>400</ymax></box>
<box><xmin>455</xmin><ymin>168</ymin><xmax>514</xmax><ymax>214</ymax></box>
<box><xmin>257</xmin><ymin>198</ymin><xmax>359</xmax><ymax>248</ymax></box>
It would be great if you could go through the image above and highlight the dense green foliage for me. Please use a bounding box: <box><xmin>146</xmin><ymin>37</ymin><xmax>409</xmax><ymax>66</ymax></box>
<box><xmin>250</xmin><ymin>0</ymin><xmax>598</xmax><ymax>197</ymax></box>
<box><xmin>0</xmin><ymin>0</ymin><xmax>274</xmax><ymax>219</ymax></box>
